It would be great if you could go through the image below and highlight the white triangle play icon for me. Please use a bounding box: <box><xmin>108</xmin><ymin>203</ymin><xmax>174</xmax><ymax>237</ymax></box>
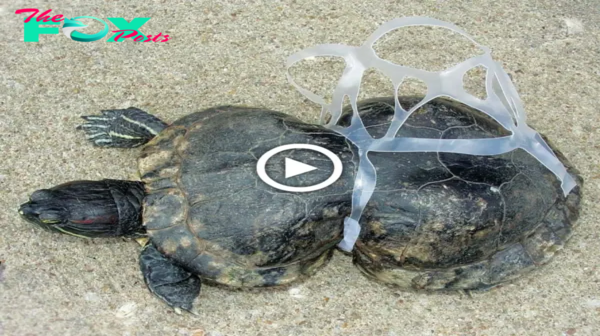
<box><xmin>285</xmin><ymin>158</ymin><xmax>318</xmax><ymax>178</ymax></box>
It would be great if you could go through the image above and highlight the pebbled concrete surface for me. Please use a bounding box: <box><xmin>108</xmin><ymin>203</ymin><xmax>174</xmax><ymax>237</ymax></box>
<box><xmin>1</xmin><ymin>0</ymin><xmax>599</xmax><ymax>335</ymax></box>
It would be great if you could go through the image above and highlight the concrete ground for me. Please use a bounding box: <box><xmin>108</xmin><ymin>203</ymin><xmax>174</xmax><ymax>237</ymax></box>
<box><xmin>1</xmin><ymin>0</ymin><xmax>599</xmax><ymax>335</ymax></box>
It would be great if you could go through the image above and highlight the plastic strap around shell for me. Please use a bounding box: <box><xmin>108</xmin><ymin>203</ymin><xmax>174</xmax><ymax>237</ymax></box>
<box><xmin>285</xmin><ymin>17</ymin><xmax>577</xmax><ymax>252</ymax></box>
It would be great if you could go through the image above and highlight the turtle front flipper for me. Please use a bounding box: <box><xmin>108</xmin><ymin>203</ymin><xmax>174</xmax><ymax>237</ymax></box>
<box><xmin>139</xmin><ymin>244</ymin><xmax>201</xmax><ymax>314</ymax></box>
<box><xmin>77</xmin><ymin>107</ymin><xmax>168</xmax><ymax>148</ymax></box>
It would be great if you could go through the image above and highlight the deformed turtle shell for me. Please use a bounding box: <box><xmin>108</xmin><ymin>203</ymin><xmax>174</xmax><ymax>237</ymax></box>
<box><xmin>348</xmin><ymin>97</ymin><xmax>583</xmax><ymax>290</ymax></box>
<box><xmin>137</xmin><ymin>98</ymin><xmax>582</xmax><ymax>291</ymax></box>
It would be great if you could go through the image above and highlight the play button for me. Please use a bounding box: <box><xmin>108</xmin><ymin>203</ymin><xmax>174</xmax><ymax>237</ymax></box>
<box><xmin>256</xmin><ymin>144</ymin><xmax>343</xmax><ymax>192</ymax></box>
<box><xmin>285</xmin><ymin>158</ymin><xmax>317</xmax><ymax>178</ymax></box>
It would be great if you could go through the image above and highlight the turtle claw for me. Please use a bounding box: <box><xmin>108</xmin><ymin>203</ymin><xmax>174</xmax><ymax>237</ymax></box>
<box><xmin>77</xmin><ymin>108</ymin><xmax>168</xmax><ymax>148</ymax></box>
<box><xmin>173</xmin><ymin>307</ymin><xmax>199</xmax><ymax>315</ymax></box>
<box><xmin>174</xmin><ymin>307</ymin><xmax>200</xmax><ymax>316</ymax></box>
<box><xmin>77</xmin><ymin>111</ymin><xmax>127</xmax><ymax>147</ymax></box>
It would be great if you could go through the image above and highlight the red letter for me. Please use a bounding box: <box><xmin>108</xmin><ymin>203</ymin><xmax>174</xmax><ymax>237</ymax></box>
<box><xmin>51</xmin><ymin>15</ymin><xmax>63</xmax><ymax>23</ymax></box>
<box><xmin>151</xmin><ymin>32</ymin><xmax>163</xmax><ymax>42</ymax></box>
<box><xmin>161</xmin><ymin>35</ymin><xmax>170</xmax><ymax>42</ymax></box>
<box><xmin>134</xmin><ymin>35</ymin><xmax>144</xmax><ymax>42</ymax></box>
<box><xmin>143</xmin><ymin>35</ymin><xmax>153</xmax><ymax>42</ymax></box>
<box><xmin>36</xmin><ymin>9</ymin><xmax>53</xmax><ymax>22</ymax></box>
<box><xmin>111</xmin><ymin>29</ymin><xmax>138</xmax><ymax>40</ymax></box>
<box><xmin>14</xmin><ymin>8</ymin><xmax>39</xmax><ymax>23</ymax></box>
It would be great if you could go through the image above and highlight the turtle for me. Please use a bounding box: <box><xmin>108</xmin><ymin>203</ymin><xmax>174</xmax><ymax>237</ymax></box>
<box><xmin>18</xmin><ymin>97</ymin><xmax>583</xmax><ymax>312</ymax></box>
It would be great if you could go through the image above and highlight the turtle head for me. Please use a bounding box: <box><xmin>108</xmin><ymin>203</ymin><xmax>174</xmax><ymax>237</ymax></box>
<box><xmin>19</xmin><ymin>185</ymin><xmax>120</xmax><ymax>238</ymax></box>
<box><xmin>19</xmin><ymin>180</ymin><xmax>146</xmax><ymax>238</ymax></box>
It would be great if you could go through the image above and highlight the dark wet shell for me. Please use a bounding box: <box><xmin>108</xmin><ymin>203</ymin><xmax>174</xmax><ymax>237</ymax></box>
<box><xmin>138</xmin><ymin>106</ymin><xmax>357</xmax><ymax>287</ymax></box>
<box><xmin>348</xmin><ymin>97</ymin><xmax>583</xmax><ymax>290</ymax></box>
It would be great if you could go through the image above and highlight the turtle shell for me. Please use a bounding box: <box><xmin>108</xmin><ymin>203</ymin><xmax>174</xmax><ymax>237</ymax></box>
<box><xmin>348</xmin><ymin>97</ymin><xmax>584</xmax><ymax>290</ymax></box>
<box><xmin>137</xmin><ymin>106</ymin><xmax>357</xmax><ymax>287</ymax></box>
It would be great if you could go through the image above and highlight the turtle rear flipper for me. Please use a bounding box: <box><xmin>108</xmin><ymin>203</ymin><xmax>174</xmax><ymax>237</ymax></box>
<box><xmin>77</xmin><ymin>107</ymin><xmax>168</xmax><ymax>148</ymax></box>
<box><xmin>139</xmin><ymin>244</ymin><xmax>201</xmax><ymax>314</ymax></box>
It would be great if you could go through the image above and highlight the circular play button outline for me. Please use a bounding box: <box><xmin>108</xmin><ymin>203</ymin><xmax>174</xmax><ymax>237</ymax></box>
<box><xmin>256</xmin><ymin>144</ymin><xmax>343</xmax><ymax>192</ymax></box>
